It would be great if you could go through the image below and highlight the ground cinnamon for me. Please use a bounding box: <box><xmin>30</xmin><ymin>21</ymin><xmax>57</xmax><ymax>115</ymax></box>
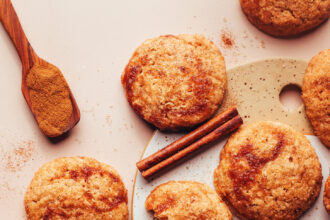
<box><xmin>26</xmin><ymin>63</ymin><xmax>72</xmax><ymax>137</ymax></box>
<box><xmin>2</xmin><ymin>140</ymin><xmax>35</xmax><ymax>172</ymax></box>
<box><xmin>221</xmin><ymin>32</ymin><xmax>234</xmax><ymax>48</ymax></box>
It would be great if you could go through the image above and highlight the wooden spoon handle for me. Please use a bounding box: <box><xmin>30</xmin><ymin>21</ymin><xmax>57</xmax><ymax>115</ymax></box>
<box><xmin>0</xmin><ymin>0</ymin><xmax>37</xmax><ymax>71</ymax></box>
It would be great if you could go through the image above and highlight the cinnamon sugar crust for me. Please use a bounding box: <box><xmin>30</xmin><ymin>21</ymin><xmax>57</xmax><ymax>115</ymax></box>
<box><xmin>302</xmin><ymin>49</ymin><xmax>330</xmax><ymax>148</ymax></box>
<box><xmin>240</xmin><ymin>0</ymin><xmax>330</xmax><ymax>37</ymax></box>
<box><xmin>145</xmin><ymin>181</ymin><xmax>232</xmax><ymax>220</ymax></box>
<box><xmin>214</xmin><ymin>121</ymin><xmax>322</xmax><ymax>220</ymax></box>
<box><xmin>324</xmin><ymin>175</ymin><xmax>330</xmax><ymax>214</ymax></box>
<box><xmin>122</xmin><ymin>34</ymin><xmax>227</xmax><ymax>131</ymax></box>
<box><xmin>24</xmin><ymin>157</ymin><xmax>128</xmax><ymax>220</ymax></box>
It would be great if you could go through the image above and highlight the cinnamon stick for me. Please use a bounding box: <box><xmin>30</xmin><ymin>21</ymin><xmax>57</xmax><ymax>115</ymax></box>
<box><xmin>136</xmin><ymin>107</ymin><xmax>238</xmax><ymax>172</ymax></box>
<box><xmin>141</xmin><ymin>114</ymin><xmax>243</xmax><ymax>179</ymax></box>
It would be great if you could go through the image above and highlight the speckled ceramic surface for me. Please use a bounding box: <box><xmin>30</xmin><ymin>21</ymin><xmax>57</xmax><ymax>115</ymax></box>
<box><xmin>220</xmin><ymin>58</ymin><xmax>313</xmax><ymax>134</ymax></box>
<box><xmin>133</xmin><ymin>132</ymin><xmax>330</xmax><ymax>219</ymax></box>
<box><xmin>133</xmin><ymin>59</ymin><xmax>330</xmax><ymax>219</ymax></box>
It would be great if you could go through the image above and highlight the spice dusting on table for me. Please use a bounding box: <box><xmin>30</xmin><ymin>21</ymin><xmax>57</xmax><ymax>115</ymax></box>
<box><xmin>218</xmin><ymin>28</ymin><xmax>242</xmax><ymax>65</ymax></box>
<box><xmin>221</xmin><ymin>32</ymin><xmax>234</xmax><ymax>48</ymax></box>
<box><xmin>2</xmin><ymin>140</ymin><xmax>35</xmax><ymax>172</ymax></box>
<box><xmin>26</xmin><ymin>63</ymin><xmax>73</xmax><ymax>137</ymax></box>
<box><xmin>261</xmin><ymin>40</ymin><xmax>266</xmax><ymax>48</ymax></box>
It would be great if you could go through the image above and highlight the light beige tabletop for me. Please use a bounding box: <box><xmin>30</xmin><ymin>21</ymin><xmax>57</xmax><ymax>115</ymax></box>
<box><xmin>0</xmin><ymin>0</ymin><xmax>329</xmax><ymax>219</ymax></box>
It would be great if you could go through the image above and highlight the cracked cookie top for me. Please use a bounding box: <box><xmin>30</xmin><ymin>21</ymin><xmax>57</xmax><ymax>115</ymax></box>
<box><xmin>240</xmin><ymin>0</ymin><xmax>330</xmax><ymax>37</ymax></box>
<box><xmin>214</xmin><ymin>121</ymin><xmax>322</xmax><ymax>220</ymax></box>
<box><xmin>145</xmin><ymin>181</ymin><xmax>232</xmax><ymax>220</ymax></box>
<box><xmin>324</xmin><ymin>175</ymin><xmax>330</xmax><ymax>214</ymax></box>
<box><xmin>121</xmin><ymin>34</ymin><xmax>227</xmax><ymax>131</ymax></box>
<box><xmin>24</xmin><ymin>157</ymin><xmax>128</xmax><ymax>220</ymax></box>
<box><xmin>302</xmin><ymin>49</ymin><xmax>330</xmax><ymax>148</ymax></box>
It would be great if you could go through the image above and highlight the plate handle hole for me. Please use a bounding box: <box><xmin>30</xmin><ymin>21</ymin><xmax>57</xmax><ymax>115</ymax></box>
<box><xmin>279</xmin><ymin>84</ymin><xmax>303</xmax><ymax>111</ymax></box>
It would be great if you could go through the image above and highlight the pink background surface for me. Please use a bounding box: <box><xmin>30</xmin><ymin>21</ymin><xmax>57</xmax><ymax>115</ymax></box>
<box><xmin>0</xmin><ymin>0</ymin><xmax>329</xmax><ymax>219</ymax></box>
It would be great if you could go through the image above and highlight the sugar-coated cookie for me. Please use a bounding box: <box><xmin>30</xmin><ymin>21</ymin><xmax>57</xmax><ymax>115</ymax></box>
<box><xmin>122</xmin><ymin>34</ymin><xmax>227</xmax><ymax>131</ymax></box>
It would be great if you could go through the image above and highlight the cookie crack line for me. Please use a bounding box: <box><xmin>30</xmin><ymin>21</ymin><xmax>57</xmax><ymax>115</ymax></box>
<box><xmin>42</xmin><ymin>195</ymin><xmax>126</xmax><ymax>219</ymax></box>
<box><xmin>229</xmin><ymin>132</ymin><xmax>285</xmax><ymax>201</ymax></box>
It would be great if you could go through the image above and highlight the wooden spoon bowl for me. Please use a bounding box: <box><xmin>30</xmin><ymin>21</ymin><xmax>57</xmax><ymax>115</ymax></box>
<box><xmin>0</xmin><ymin>0</ymin><xmax>80</xmax><ymax>137</ymax></box>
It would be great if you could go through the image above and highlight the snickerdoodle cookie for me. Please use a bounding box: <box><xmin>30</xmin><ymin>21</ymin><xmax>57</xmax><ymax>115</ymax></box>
<box><xmin>214</xmin><ymin>121</ymin><xmax>322</xmax><ymax>220</ymax></box>
<box><xmin>24</xmin><ymin>157</ymin><xmax>128</xmax><ymax>220</ymax></box>
<box><xmin>302</xmin><ymin>49</ymin><xmax>330</xmax><ymax>148</ymax></box>
<box><xmin>240</xmin><ymin>0</ymin><xmax>330</xmax><ymax>37</ymax></box>
<box><xmin>145</xmin><ymin>181</ymin><xmax>232</xmax><ymax>220</ymax></box>
<box><xmin>324</xmin><ymin>175</ymin><xmax>330</xmax><ymax>214</ymax></box>
<box><xmin>122</xmin><ymin>34</ymin><xmax>227</xmax><ymax>131</ymax></box>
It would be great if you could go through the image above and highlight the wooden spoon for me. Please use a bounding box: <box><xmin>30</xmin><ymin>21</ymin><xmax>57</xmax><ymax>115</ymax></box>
<box><xmin>0</xmin><ymin>0</ymin><xmax>80</xmax><ymax>137</ymax></box>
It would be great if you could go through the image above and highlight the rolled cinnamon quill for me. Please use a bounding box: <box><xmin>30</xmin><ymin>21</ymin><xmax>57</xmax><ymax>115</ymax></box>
<box><xmin>136</xmin><ymin>107</ymin><xmax>239</xmax><ymax>172</ymax></box>
<box><xmin>137</xmin><ymin>107</ymin><xmax>243</xmax><ymax>179</ymax></box>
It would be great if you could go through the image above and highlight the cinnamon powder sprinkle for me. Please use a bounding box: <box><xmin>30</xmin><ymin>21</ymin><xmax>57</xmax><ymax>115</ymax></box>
<box><xmin>221</xmin><ymin>32</ymin><xmax>234</xmax><ymax>48</ymax></box>
<box><xmin>2</xmin><ymin>140</ymin><xmax>35</xmax><ymax>172</ymax></box>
